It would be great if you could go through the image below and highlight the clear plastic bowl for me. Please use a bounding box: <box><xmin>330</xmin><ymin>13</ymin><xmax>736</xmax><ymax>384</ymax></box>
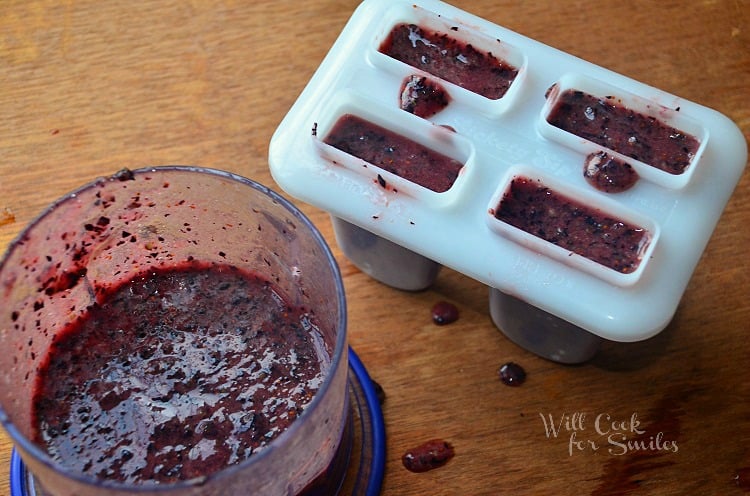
<box><xmin>0</xmin><ymin>167</ymin><xmax>349</xmax><ymax>495</ymax></box>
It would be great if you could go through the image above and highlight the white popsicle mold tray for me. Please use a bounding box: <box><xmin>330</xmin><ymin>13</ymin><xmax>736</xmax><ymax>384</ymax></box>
<box><xmin>269</xmin><ymin>0</ymin><xmax>747</xmax><ymax>345</ymax></box>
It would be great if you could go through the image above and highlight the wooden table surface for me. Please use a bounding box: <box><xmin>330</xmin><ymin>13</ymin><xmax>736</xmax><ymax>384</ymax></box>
<box><xmin>1</xmin><ymin>1</ymin><xmax>748</xmax><ymax>495</ymax></box>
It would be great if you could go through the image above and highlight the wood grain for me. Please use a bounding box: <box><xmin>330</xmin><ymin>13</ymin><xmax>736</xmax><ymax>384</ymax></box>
<box><xmin>1</xmin><ymin>1</ymin><xmax>748</xmax><ymax>495</ymax></box>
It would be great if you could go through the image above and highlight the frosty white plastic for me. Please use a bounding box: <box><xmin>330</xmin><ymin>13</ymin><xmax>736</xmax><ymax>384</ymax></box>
<box><xmin>269</xmin><ymin>0</ymin><xmax>747</xmax><ymax>362</ymax></box>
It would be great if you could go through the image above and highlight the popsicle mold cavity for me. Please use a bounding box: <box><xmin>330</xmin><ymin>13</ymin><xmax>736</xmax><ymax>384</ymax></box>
<box><xmin>323</xmin><ymin>114</ymin><xmax>464</xmax><ymax>193</ymax></box>
<box><xmin>487</xmin><ymin>168</ymin><xmax>658</xmax><ymax>287</ymax></box>
<box><xmin>370</xmin><ymin>3</ymin><xmax>527</xmax><ymax>117</ymax></box>
<box><xmin>269</xmin><ymin>0</ymin><xmax>747</xmax><ymax>363</ymax></box>
<box><xmin>379</xmin><ymin>23</ymin><xmax>518</xmax><ymax>100</ymax></box>
<box><xmin>540</xmin><ymin>74</ymin><xmax>709</xmax><ymax>189</ymax></box>
<box><xmin>313</xmin><ymin>90</ymin><xmax>474</xmax><ymax>206</ymax></box>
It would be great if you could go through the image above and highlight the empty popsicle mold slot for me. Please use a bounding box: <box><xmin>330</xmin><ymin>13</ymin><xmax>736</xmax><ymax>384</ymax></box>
<box><xmin>369</xmin><ymin>3</ymin><xmax>527</xmax><ymax>117</ymax></box>
<box><xmin>313</xmin><ymin>90</ymin><xmax>474</xmax><ymax>206</ymax></box>
<box><xmin>486</xmin><ymin>166</ymin><xmax>659</xmax><ymax>287</ymax></box>
<box><xmin>539</xmin><ymin>73</ymin><xmax>708</xmax><ymax>189</ymax></box>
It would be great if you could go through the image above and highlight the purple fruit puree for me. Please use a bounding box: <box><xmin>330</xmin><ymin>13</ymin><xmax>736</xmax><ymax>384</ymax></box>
<box><xmin>32</xmin><ymin>262</ymin><xmax>327</xmax><ymax>485</ymax></box>
<box><xmin>494</xmin><ymin>176</ymin><xmax>650</xmax><ymax>274</ymax></box>
<box><xmin>323</xmin><ymin>114</ymin><xmax>463</xmax><ymax>193</ymax></box>
<box><xmin>547</xmin><ymin>89</ymin><xmax>699</xmax><ymax>175</ymax></box>
<box><xmin>380</xmin><ymin>23</ymin><xmax>518</xmax><ymax>100</ymax></box>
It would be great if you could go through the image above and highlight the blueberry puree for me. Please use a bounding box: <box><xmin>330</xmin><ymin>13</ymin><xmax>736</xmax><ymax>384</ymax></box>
<box><xmin>431</xmin><ymin>301</ymin><xmax>459</xmax><ymax>325</ymax></box>
<box><xmin>399</xmin><ymin>75</ymin><xmax>450</xmax><ymax>118</ymax></box>
<box><xmin>32</xmin><ymin>262</ymin><xmax>327</xmax><ymax>485</ymax></box>
<box><xmin>547</xmin><ymin>89</ymin><xmax>699</xmax><ymax>175</ymax></box>
<box><xmin>323</xmin><ymin>114</ymin><xmax>463</xmax><ymax>193</ymax></box>
<box><xmin>583</xmin><ymin>151</ymin><xmax>639</xmax><ymax>193</ymax></box>
<box><xmin>380</xmin><ymin>23</ymin><xmax>518</xmax><ymax>100</ymax></box>
<box><xmin>498</xmin><ymin>362</ymin><xmax>526</xmax><ymax>387</ymax></box>
<box><xmin>402</xmin><ymin>439</ymin><xmax>455</xmax><ymax>473</ymax></box>
<box><xmin>494</xmin><ymin>176</ymin><xmax>650</xmax><ymax>274</ymax></box>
